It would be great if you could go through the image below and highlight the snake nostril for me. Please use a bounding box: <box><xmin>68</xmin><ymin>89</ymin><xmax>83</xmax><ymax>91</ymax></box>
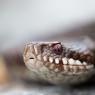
<box><xmin>29</xmin><ymin>57</ymin><xmax>34</xmax><ymax>59</ymax></box>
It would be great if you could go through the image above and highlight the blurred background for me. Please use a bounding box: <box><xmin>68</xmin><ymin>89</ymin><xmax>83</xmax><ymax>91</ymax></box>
<box><xmin>0</xmin><ymin>0</ymin><xmax>95</xmax><ymax>95</ymax></box>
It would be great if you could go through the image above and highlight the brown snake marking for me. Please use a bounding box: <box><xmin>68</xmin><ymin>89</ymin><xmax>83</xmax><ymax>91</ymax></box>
<box><xmin>23</xmin><ymin>41</ymin><xmax>95</xmax><ymax>84</ymax></box>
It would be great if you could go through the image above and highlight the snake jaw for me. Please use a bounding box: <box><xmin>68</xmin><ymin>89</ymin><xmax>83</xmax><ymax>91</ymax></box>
<box><xmin>23</xmin><ymin>42</ymin><xmax>95</xmax><ymax>84</ymax></box>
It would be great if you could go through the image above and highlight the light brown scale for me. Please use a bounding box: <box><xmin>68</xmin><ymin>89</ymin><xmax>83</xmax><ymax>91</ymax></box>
<box><xmin>34</xmin><ymin>45</ymin><xmax>39</xmax><ymax>55</ymax></box>
<box><xmin>43</xmin><ymin>60</ymin><xmax>50</xmax><ymax>67</ymax></box>
<box><xmin>37</xmin><ymin>55</ymin><xmax>43</xmax><ymax>61</ymax></box>
<box><xmin>79</xmin><ymin>66</ymin><xmax>87</xmax><ymax>72</ymax></box>
<box><xmin>49</xmin><ymin>64</ymin><xmax>55</xmax><ymax>70</ymax></box>
<box><xmin>23</xmin><ymin>45</ymin><xmax>28</xmax><ymax>56</ymax></box>
<box><xmin>56</xmin><ymin>60</ymin><xmax>64</xmax><ymax>71</ymax></box>
<box><xmin>69</xmin><ymin>65</ymin><xmax>74</xmax><ymax>72</ymax></box>
<box><xmin>74</xmin><ymin>66</ymin><xmax>80</xmax><ymax>73</ymax></box>
<box><xmin>47</xmin><ymin>58</ymin><xmax>55</xmax><ymax>69</ymax></box>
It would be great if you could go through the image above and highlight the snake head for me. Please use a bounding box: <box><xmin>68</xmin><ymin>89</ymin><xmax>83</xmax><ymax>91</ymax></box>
<box><xmin>23</xmin><ymin>41</ymin><xmax>95</xmax><ymax>84</ymax></box>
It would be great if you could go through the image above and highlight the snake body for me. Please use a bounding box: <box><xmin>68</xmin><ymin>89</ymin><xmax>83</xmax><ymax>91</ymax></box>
<box><xmin>23</xmin><ymin>42</ymin><xmax>95</xmax><ymax>85</ymax></box>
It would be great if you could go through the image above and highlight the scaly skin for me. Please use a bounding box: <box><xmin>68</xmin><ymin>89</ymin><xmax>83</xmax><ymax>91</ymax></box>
<box><xmin>23</xmin><ymin>41</ymin><xmax>95</xmax><ymax>85</ymax></box>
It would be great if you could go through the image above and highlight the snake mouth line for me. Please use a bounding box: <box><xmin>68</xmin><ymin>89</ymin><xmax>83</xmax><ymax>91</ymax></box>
<box><xmin>36</xmin><ymin>55</ymin><xmax>94</xmax><ymax>72</ymax></box>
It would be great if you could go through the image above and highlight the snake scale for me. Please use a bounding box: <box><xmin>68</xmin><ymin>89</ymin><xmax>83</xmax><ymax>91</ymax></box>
<box><xmin>23</xmin><ymin>41</ymin><xmax>95</xmax><ymax>85</ymax></box>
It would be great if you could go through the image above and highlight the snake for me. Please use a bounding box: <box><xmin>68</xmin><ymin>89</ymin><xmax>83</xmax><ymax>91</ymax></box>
<box><xmin>23</xmin><ymin>41</ymin><xmax>95</xmax><ymax>85</ymax></box>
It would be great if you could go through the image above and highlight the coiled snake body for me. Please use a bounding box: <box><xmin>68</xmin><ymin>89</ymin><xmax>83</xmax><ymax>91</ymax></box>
<box><xmin>23</xmin><ymin>42</ymin><xmax>95</xmax><ymax>85</ymax></box>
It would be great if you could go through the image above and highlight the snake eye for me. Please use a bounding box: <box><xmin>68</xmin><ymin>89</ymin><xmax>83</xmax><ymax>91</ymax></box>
<box><xmin>51</xmin><ymin>43</ymin><xmax>63</xmax><ymax>55</ymax></box>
